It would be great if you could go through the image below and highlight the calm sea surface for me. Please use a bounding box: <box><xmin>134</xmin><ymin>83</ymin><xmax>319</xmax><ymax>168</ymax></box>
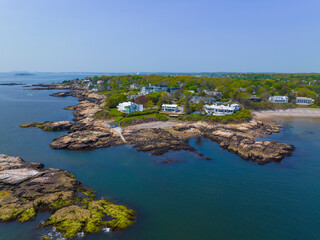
<box><xmin>0</xmin><ymin>73</ymin><xmax>319</xmax><ymax>240</ymax></box>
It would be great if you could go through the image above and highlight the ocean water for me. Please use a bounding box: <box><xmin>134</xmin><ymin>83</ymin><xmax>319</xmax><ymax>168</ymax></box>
<box><xmin>0</xmin><ymin>73</ymin><xmax>319</xmax><ymax>240</ymax></box>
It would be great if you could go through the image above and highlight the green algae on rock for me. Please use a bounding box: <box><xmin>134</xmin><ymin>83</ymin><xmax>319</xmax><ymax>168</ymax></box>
<box><xmin>0</xmin><ymin>154</ymin><xmax>135</xmax><ymax>238</ymax></box>
<box><xmin>44</xmin><ymin>200</ymin><xmax>135</xmax><ymax>238</ymax></box>
<box><xmin>64</xmin><ymin>105</ymin><xmax>77</xmax><ymax>110</ymax></box>
<box><xmin>41</xmin><ymin>237</ymin><xmax>53</xmax><ymax>240</ymax></box>
<box><xmin>20</xmin><ymin>121</ymin><xmax>72</xmax><ymax>131</ymax></box>
<box><xmin>19</xmin><ymin>122</ymin><xmax>44</xmax><ymax>128</ymax></box>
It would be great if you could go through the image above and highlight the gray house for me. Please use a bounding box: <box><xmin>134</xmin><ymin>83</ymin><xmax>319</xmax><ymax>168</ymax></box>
<box><xmin>191</xmin><ymin>96</ymin><xmax>216</xmax><ymax>104</ymax></box>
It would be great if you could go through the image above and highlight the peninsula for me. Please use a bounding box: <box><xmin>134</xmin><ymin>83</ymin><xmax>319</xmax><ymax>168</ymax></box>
<box><xmin>21</xmin><ymin>77</ymin><xmax>296</xmax><ymax>165</ymax></box>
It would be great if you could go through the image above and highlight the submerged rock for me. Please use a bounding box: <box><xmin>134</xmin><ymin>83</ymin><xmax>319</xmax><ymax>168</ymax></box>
<box><xmin>0</xmin><ymin>154</ymin><xmax>135</xmax><ymax>238</ymax></box>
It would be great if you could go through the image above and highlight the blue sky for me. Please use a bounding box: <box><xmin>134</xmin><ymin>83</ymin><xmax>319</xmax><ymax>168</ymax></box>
<box><xmin>0</xmin><ymin>0</ymin><xmax>319</xmax><ymax>72</ymax></box>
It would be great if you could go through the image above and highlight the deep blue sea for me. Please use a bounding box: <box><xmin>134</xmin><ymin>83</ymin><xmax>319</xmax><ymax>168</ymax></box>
<box><xmin>0</xmin><ymin>73</ymin><xmax>319</xmax><ymax>240</ymax></box>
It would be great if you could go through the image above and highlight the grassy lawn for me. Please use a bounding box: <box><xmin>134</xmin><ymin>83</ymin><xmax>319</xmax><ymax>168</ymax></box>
<box><xmin>109</xmin><ymin>108</ymin><xmax>123</xmax><ymax>117</ymax></box>
<box><xmin>178</xmin><ymin>109</ymin><xmax>252</xmax><ymax>124</ymax></box>
<box><xmin>296</xmin><ymin>104</ymin><xmax>319</xmax><ymax>108</ymax></box>
<box><xmin>118</xmin><ymin>113</ymin><xmax>168</xmax><ymax>127</ymax></box>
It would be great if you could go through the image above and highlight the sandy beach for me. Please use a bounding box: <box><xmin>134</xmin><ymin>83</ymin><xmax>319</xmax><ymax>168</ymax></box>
<box><xmin>253</xmin><ymin>108</ymin><xmax>320</xmax><ymax>119</ymax></box>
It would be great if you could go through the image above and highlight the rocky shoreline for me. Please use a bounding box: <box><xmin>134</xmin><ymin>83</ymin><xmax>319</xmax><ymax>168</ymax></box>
<box><xmin>20</xmin><ymin>84</ymin><xmax>295</xmax><ymax>165</ymax></box>
<box><xmin>27</xmin><ymin>83</ymin><xmax>86</xmax><ymax>91</ymax></box>
<box><xmin>0</xmin><ymin>154</ymin><xmax>135</xmax><ymax>239</ymax></box>
<box><xmin>0</xmin><ymin>83</ymin><xmax>25</xmax><ymax>86</ymax></box>
<box><xmin>20</xmin><ymin>121</ymin><xmax>72</xmax><ymax>131</ymax></box>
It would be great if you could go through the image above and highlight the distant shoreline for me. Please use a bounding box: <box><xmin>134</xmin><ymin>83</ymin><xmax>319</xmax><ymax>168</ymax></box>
<box><xmin>0</xmin><ymin>83</ymin><xmax>24</xmax><ymax>86</ymax></box>
<box><xmin>253</xmin><ymin>108</ymin><xmax>320</xmax><ymax>119</ymax></box>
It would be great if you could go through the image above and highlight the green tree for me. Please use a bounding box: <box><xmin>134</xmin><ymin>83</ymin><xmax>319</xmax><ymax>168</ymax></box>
<box><xmin>195</xmin><ymin>99</ymin><xmax>205</xmax><ymax>112</ymax></box>
<box><xmin>260</xmin><ymin>92</ymin><xmax>271</xmax><ymax>101</ymax></box>
<box><xmin>314</xmin><ymin>96</ymin><xmax>320</xmax><ymax>106</ymax></box>
<box><xmin>147</xmin><ymin>92</ymin><xmax>162</xmax><ymax>104</ymax></box>
<box><xmin>106</xmin><ymin>94</ymin><xmax>127</xmax><ymax>108</ymax></box>
<box><xmin>184</xmin><ymin>95</ymin><xmax>192</xmax><ymax>114</ymax></box>
<box><xmin>296</xmin><ymin>88</ymin><xmax>317</xmax><ymax>98</ymax></box>
<box><xmin>172</xmin><ymin>89</ymin><xmax>183</xmax><ymax>99</ymax></box>
<box><xmin>160</xmin><ymin>92</ymin><xmax>170</xmax><ymax>104</ymax></box>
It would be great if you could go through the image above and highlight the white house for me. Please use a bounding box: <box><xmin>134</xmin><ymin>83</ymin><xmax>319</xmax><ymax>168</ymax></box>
<box><xmin>117</xmin><ymin>102</ymin><xmax>143</xmax><ymax>114</ymax></box>
<box><xmin>269</xmin><ymin>96</ymin><xmax>288</xmax><ymax>103</ymax></box>
<box><xmin>204</xmin><ymin>104</ymin><xmax>240</xmax><ymax>116</ymax></box>
<box><xmin>296</xmin><ymin>97</ymin><xmax>314</xmax><ymax>105</ymax></box>
<box><xmin>162</xmin><ymin>104</ymin><xmax>178</xmax><ymax>112</ymax></box>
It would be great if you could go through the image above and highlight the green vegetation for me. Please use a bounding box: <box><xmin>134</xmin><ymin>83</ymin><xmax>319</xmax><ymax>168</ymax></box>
<box><xmin>85</xmin><ymin>73</ymin><xmax>320</xmax><ymax>98</ymax></box>
<box><xmin>79</xmin><ymin>73</ymin><xmax>320</xmax><ymax>125</ymax></box>
<box><xmin>240</xmin><ymin>100</ymin><xmax>296</xmax><ymax>110</ymax></box>
<box><xmin>64</xmin><ymin>105</ymin><xmax>75</xmax><ymax>110</ymax></box>
<box><xmin>0</xmin><ymin>190</ymin><xmax>12</xmax><ymax>202</ymax></box>
<box><xmin>20</xmin><ymin>121</ymin><xmax>71</xmax><ymax>132</ymax></box>
<box><xmin>178</xmin><ymin>109</ymin><xmax>252</xmax><ymax>124</ymax></box>
<box><xmin>94</xmin><ymin>102</ymin><xmax>168</xmax><ymax>126</ymax></box>
<box><xmin>106</xmin><ymin>94</ymin><xmax>127</xmax><ymax>108</ymax></box>
<box><xmin>0</xmin><ymin>203</ymin><xmax>37</xmax><ymax>223</ymax></box>
<box><xmin>82</xmin><ymin>73</ymin><xmax>320</xmax><ymax>112</ymax></box>
<box><xmin>41</xmin><ymin>237</ymin><xmax>53</xmax><ymax>240</ymax></box>
<box><xmin>17</xmin><ymin>207</ymin><xmax>36</xmax><ymax>223</ymax></box>
<box><xmin>109</xmin><ymin>108</ymin><xmax>124</xmax><ymax>117</ymax></box>
<box><xmin>44</xmin><ymin>200</ymin><xmax>135</xmax><ymax>238</ymax></box>
<box><xmin>119</xmin><ymin>113</ymin><xmax>168</xmax><ymax>127</ymax></box>
<box><xmin>19</xmin><ymin>122</ymin><xmax>44</xmax><ymax>128</ymax></box>
<box><xmin>124</xmin><ymin>109</ymin><xmax>158</xmax><ymax>117</ymax></box>
<box><xmin>315</xmin><ymin>96</ymin><xmax>320</xmax><ymax>106</ymax></box>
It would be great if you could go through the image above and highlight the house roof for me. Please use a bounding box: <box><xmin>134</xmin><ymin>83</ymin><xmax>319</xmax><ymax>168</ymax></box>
<box><xmin>162</xmin><ymin>104</ymin><xmax>177</xmax><ymax>107</ymax></box>
<box><xmin>296</xmin><ymin>97</ymin><xmax>313</xmax><ymax>100</ymax></box>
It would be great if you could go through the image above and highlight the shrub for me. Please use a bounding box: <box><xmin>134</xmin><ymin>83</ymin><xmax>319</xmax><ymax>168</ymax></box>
<box><xmin>178</xmin><ymin>109</ymin><xmax>252</xmax><ymax>124</ymax></box>
<box><xmin>125</xmin><ymin>109</ymin><xmax>158</xmax><ymax>117</ymax></box>
<box><xmin>240</xmin><ymin>100</ymin><xmax>295</xmax><ymax>110</ymax></box>
<box><xmin>118</xmin><ymin>113</ymin><xmax>168</xmax><ymax>127</ymax></box>
<box><xmin>106</xmin><ymin>94</ymin><xmax>127</xmax><ymax>108</ymax></box>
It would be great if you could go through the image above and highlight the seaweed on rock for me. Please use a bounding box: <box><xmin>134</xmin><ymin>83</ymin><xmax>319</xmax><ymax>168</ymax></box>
<box><xmin>0</xmin><ymin>154</ymin><xmax>135</xmax><ymax>239</ymax></box>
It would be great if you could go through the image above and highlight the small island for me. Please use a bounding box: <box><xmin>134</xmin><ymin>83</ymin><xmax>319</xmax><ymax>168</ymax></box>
<box><xmin>14</xmin><ymin>73</ymin><xmax>35</xmax><ymax>76</ymax></box>
<box><xmin>0</xmin><ymin>83</ymin><xmax>25</xmax><ymax>86</ymax></box>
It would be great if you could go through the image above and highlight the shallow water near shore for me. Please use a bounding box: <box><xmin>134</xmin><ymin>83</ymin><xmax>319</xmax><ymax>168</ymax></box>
<box><xmin>0</xmin><ymin>73</ymin><xmax>320</xmax><ymax>240</ymax></box>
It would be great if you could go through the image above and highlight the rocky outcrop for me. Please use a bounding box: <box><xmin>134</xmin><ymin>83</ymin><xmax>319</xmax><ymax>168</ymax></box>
<box><xmin>50</xmin><ymin>90</ymin><xmax>105</xmax><ymax>105</ymax></box>
<box><xmin>0</xmin><ymin>154</ymin><xmax>135</xmax><ymax>238</ymax></box>
<box><xmin>50</xmin><ymin>131</ymin><xmax>123</xmax><ymax>150</ymax></box>
<box><xmin>28</xmin><ymin>83</ymin><xmax>85</xmax><ymax>91</ymax></box>
<box><xmin>20</xmin><ymin>121</ymin><xmax>72</xmax><ymax>131</ymax></box>
<box><xmin>201</xmin><ymin>120</ymin><xmax>295</xmax><ymax>164</ymax></box>
<box><xmin>125</xmin><ymin>128</ymin><xmax>197</xmax><ymax>155</ymax></box>
<box><xmin>0</xmin><ymin>154</ymin><xmax>83</xmax><ymax>223</ymax></box>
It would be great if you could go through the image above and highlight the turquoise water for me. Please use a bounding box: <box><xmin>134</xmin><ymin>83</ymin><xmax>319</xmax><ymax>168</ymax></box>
<box><xmin>0</xmin><ymin>73</ymin><xmax>320</xmax><ymax>240</ymax></box>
